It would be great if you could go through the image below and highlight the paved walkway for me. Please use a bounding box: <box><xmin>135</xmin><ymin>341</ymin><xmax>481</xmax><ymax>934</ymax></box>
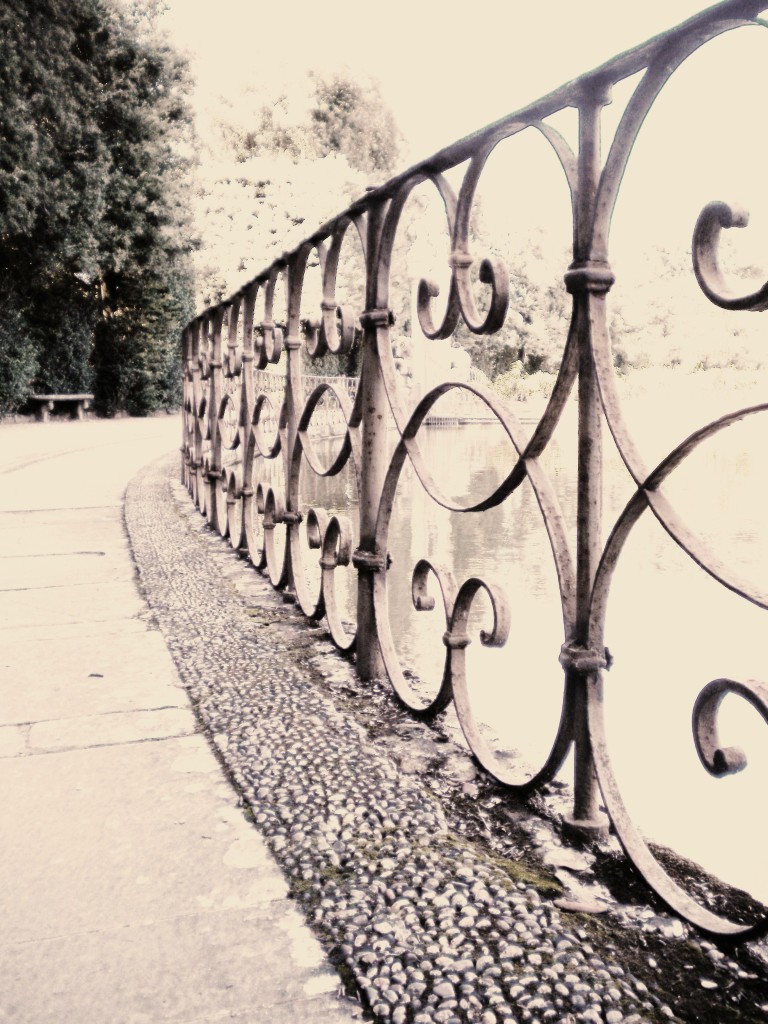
<box><xmin>0</xmin><ymin>416</ymin><xmax>359</xmax><ymax>1023</ymax></box>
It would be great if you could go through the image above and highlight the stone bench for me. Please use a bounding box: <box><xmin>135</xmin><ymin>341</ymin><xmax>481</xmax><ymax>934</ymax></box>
<box><xmin>29</xmin><ymin>394</ymin><xmax>94</xmax><ymax>422</ymax></box>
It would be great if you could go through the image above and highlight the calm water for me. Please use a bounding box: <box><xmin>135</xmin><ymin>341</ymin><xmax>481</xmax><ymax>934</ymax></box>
<box><xmin>284</xmin><ymin>400</ymin><xmax>768</xmax><ymax>902</ymax></box>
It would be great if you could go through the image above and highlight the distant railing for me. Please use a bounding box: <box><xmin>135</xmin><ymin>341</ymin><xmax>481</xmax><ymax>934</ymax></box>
<box><xmin>181</xmin><ymin>0</ymin><xmax>768</xmax><ymax>939</ymax></box>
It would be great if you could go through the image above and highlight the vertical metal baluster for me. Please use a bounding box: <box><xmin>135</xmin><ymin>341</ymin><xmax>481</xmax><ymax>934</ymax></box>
<box><xmin>226</xmin><ymin>300</ymin><xmax>238</xmax><ymax>375</ymax></box>
<box><xmin>563</xmin><ymin>83</ymin><xmax>614</xmax><ymax>839</ymax></box>
<box><xmin>354</xmin><ymin>199</ymin><xmax>389</xmax><ymax>681</ymax></box>
<box><xmin>206</xmin><ymin>306</ymin><xmax>225</xmax><ymax>534</ymax></box>
<box><xmin>239</xmin><ymin>283</ymin><xmax>258</xmax><ymax>554</ymax></box>
<box><xmin>190</xmin><ymin>320</ymin><xmax>205</xmax><ymax>510</ymax></box>
<box><xmin>180</xmin><ymin>327</ymin><xmax>189</xmax><ymax>485</ymax></box>
<box><xmin>223</xmin><ymin>298</ymin><xmax>240</xmax><ymax>541</ymax></box>
<box><xmin>282</xmin><ymin>258</ymin><xmax>303</xmax><ymax>601</ymax></box>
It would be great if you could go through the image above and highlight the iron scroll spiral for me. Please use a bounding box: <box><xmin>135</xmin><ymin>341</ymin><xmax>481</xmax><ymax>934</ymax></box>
<box><xmin>288</xmin><ymin>381</ymin><xmax>362</xmax><ymax>652</ymax></box>
<box><xmin>370</xmin><ymin>151</ymin><xmax>579</xmax><ymax>789</ymax></box>
<box><xmin>693</xmin><ymin>200</ymin><xmax>768</xmax><ymax>312</ymax></box>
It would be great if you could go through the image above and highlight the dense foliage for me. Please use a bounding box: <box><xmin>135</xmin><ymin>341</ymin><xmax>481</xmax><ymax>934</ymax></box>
<box><xmin>0</xmin><ymin>0</ymin><xmax>196</xmax><ymax>416</ymax></box>
<box><xmin>192</xmin><ymin>71</ymin><xmax>403</xmax><ymax>380</ymax></box>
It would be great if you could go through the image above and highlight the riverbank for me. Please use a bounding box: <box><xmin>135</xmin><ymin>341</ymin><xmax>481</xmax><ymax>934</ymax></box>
<box><xmin>126</xmin><ymin>449</ymin><xmax>768</xmax><ymax>1024</ymax></box>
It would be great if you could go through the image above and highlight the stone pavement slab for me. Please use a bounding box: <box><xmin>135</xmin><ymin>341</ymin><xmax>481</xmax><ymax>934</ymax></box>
<box><xmin>0</xmin><ymin>630</ymin><xmax>184</xmax><ymax>725</ymax></box>
<box><xmin>0</xmin><ymin>577</ymin><xmax>148</xmax><ymax>628</ymax></box>
<box><xmin>0</xmin><ymin>615</ymin><xmax>154</xmax><ymax>644</ymax></box>
<box><xmin>27</xmin><ymin>706</ymin><xmax>195</xmax><ymax>751</ymax></box>
<box><xmin>1</xmin><ymin>910</ymin><xmax>353</xmax><ymax>1024</ymax></box>
<box><xmin>0</xmin><ymin>549</ymin><xmax>132</xmax><ymax>590</ymax></box>
<box><xmin>0</xmin><ymin>506</ymin><xmax>126</xmax><ymax>556</ymax></box>
<box><xmin>0</xmin><ymin>417</ymin><xmax>185</xmax><ymax>512</ymax></box>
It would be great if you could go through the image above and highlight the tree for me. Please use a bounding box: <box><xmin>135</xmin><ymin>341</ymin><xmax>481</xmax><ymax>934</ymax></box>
<box><xmin>609</xmin><ymin>244</ymin><xmax>766</xmax><ymax>373</ymax></box>
<box><xmin>0</xmin><ymin>298</ymin><xmax>38</xmax><ymax>417</ymax></box>
<box><xmin>309</xmin><ymin>73</ymin><xmax>400</xmax><ymax>178</ymax></box>
<box><xmin>88</xmin><ymin>4</ymin><xmax>197</xmax><ymax>413</ymax></box>
<box><xmin>192</xmin><ymin>71</ymin><xmax>402</xmax><ymax>312</ymax></box>
<box><xmin>0</xmin><ymin>0</ymin><xmax>196</xmax><ymax>415</ymax></box>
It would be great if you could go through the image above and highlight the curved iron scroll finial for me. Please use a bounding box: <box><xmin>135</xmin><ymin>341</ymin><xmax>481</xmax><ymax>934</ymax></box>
<box><xmin>693</xmin><ymin>200</ymin><xmax>768</xmax><ymax>310</ymax></box>
<box><xmin>693</xmin><ymin>677</ymin><xmax>768</xmax><ymax>777</ymax></box>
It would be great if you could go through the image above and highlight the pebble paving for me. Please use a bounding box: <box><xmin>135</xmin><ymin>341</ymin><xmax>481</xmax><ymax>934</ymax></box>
<box><xmin>125</xmin><ymin>453</ymin><xmax>768</xmax><ymax>1024</ymax></box>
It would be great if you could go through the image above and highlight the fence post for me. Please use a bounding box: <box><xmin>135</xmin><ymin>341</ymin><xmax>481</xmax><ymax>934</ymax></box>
<box><xmin>239</xmin><ymin>283</ymin><xmax>258</xmax><ymax>552</ymax></box>
<box><xmin>562</xmin><ymin>83</ymin><xmax>615</xmax><ymax>840</ymax></box>
<box><xmin>181</xmin><ymin>326</ymin><xmax>191</xmax><ymax>486</ymax></box>
<box><xmin>206</xmin><ymin>306</ymin><xmax>226</xmax><ymax>534</ymax></box>
<box><xmin>281</xmin><ymin>256</ymin><xmax>305</xmax><ymax>601</ymax></box>
<box><xmin>354</xmin><ymin>199</ymin><xmax>389</xmax><ymax>681</ymax></box>
<box><xmin>189</xmin><ymin>320</ymin><xmax>205</xmax><ymax>511</ymax></box>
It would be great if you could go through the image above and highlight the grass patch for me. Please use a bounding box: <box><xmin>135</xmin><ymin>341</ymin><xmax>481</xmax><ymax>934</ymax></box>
<box><xmin>437</xmin><ymin>832</ymin><xmax>563</xmax><ymax>898</ymax></box>
<box><xmin>487</xmin><ymin>851</ymin><xmax>563</xmax><ymax>897</ymax></box>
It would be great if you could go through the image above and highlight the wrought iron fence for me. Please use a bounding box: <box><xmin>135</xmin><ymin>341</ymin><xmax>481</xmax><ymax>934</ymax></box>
<box><xmin>181</xmin><ymin>0</ymin><xmax>768</xmax><ymax>939</ymax></box>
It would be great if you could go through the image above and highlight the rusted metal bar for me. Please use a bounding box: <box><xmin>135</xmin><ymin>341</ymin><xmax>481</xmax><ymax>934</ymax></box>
<box><xmin>179</xmin><ymin>1</ymin><xmax>768</xmax><ymax>938</ymax></box>
<box><xmin>354</xmin><ymin>199</ymin><xmax>389</xmax><ymax>681</ymax></box>
<box><xmin>562</xmin><ymin>84</ymin><xmax>614</xmax><ymax>840</ymax></box>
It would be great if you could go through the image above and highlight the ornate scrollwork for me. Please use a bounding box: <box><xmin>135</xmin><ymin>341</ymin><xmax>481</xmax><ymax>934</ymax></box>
<box><xmin>300</xmin><ymin>219</ymin><xmax>366</xmax><ymax>360</ymax></box>
<box><xmin>254</xmin><ymin>268</ymin><xmax>287</xmax><ymax>369</ymax></box>
<box><xmin>218</xmin><ymin>394</ymin><xmax>241</xmax><ymax>451</ymax></box>
<box><xmin>397</xmin><ymin>166</ymin><xmax>511</xmax><ymax>341</ymax></box>
<box><xmin>256</xmin><ymin>320</ymin><xmax>284</xmax><ymax>368</ymax></box>
<box><xmin>251</xmin><ymin>391</ymin><xmax>283</xmax><ymax>458</ymax></box>
<box><xmin>260</xmin><ymin>485</ymin><xmax>286</xmax><ymax>587</ymax></box>
<box><xmin>693</xmin><ymin>200</ymin><xmax>768</xmax><ymax>311</ymax></box>
<box><xmin>586</xmin><ymin>405</ymin><xmax>768</xmax><ymax>935</ymax></box>
<box><xmin>288</xmin><ymin>379</ymin><xmax>360</xmax><ymax>649</ymax></box>
<box><xmin>242</xmin><ymin>480</ymin><xmax>267</xmax><ymax>571</ymax></box>
<box><xmin>378</xmin><ymin>559</ymin><xmax>458</xmax><ymax>716</ymax></box>
<box><xmin>324</xmin><ymin>302</ymin><xmax>357</xmax><ymax>355</ymax></box>
<box><xmin>226</xmin><ymin>469</ymin><xmax>245</xmax><ymax>549</ymax></box>
<box><xmin>181</xmin><ymin>1</ymin><xmax>768</xmax><ymax>939</ymax></box>
<box><xmin>302</xmin><ymin>304</ymin><xmax>356</xmax><ymax>357</ymax></box>
<box><xmin>693</xmin><ymin>677</ymin><xmax>768</xmax><ymax>778</ymax></box>
<box><xmin>318</xmin><ymin>514</ymin><xmax>356</xmax><ymax>651</ymax></box>
<box><xmin>301</xmin><ymin>316</ymin><xmax>324</xmax><ymax>358</ymax></box>
<box><xmin>224</xmin><ymin>350</ymin><xmax>243</xmax><ymax>377</ymax></box>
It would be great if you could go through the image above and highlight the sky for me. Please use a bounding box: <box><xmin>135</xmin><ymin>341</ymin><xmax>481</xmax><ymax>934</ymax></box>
<box><xmin>160</xmin><ymin>0</ymin><xmax>767</xmax><ymax>236</ymax></box>
<box><xmin>158</xmin><ymin>0</ymin><xmax>759</xmax><ymax>155</ymax></box>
